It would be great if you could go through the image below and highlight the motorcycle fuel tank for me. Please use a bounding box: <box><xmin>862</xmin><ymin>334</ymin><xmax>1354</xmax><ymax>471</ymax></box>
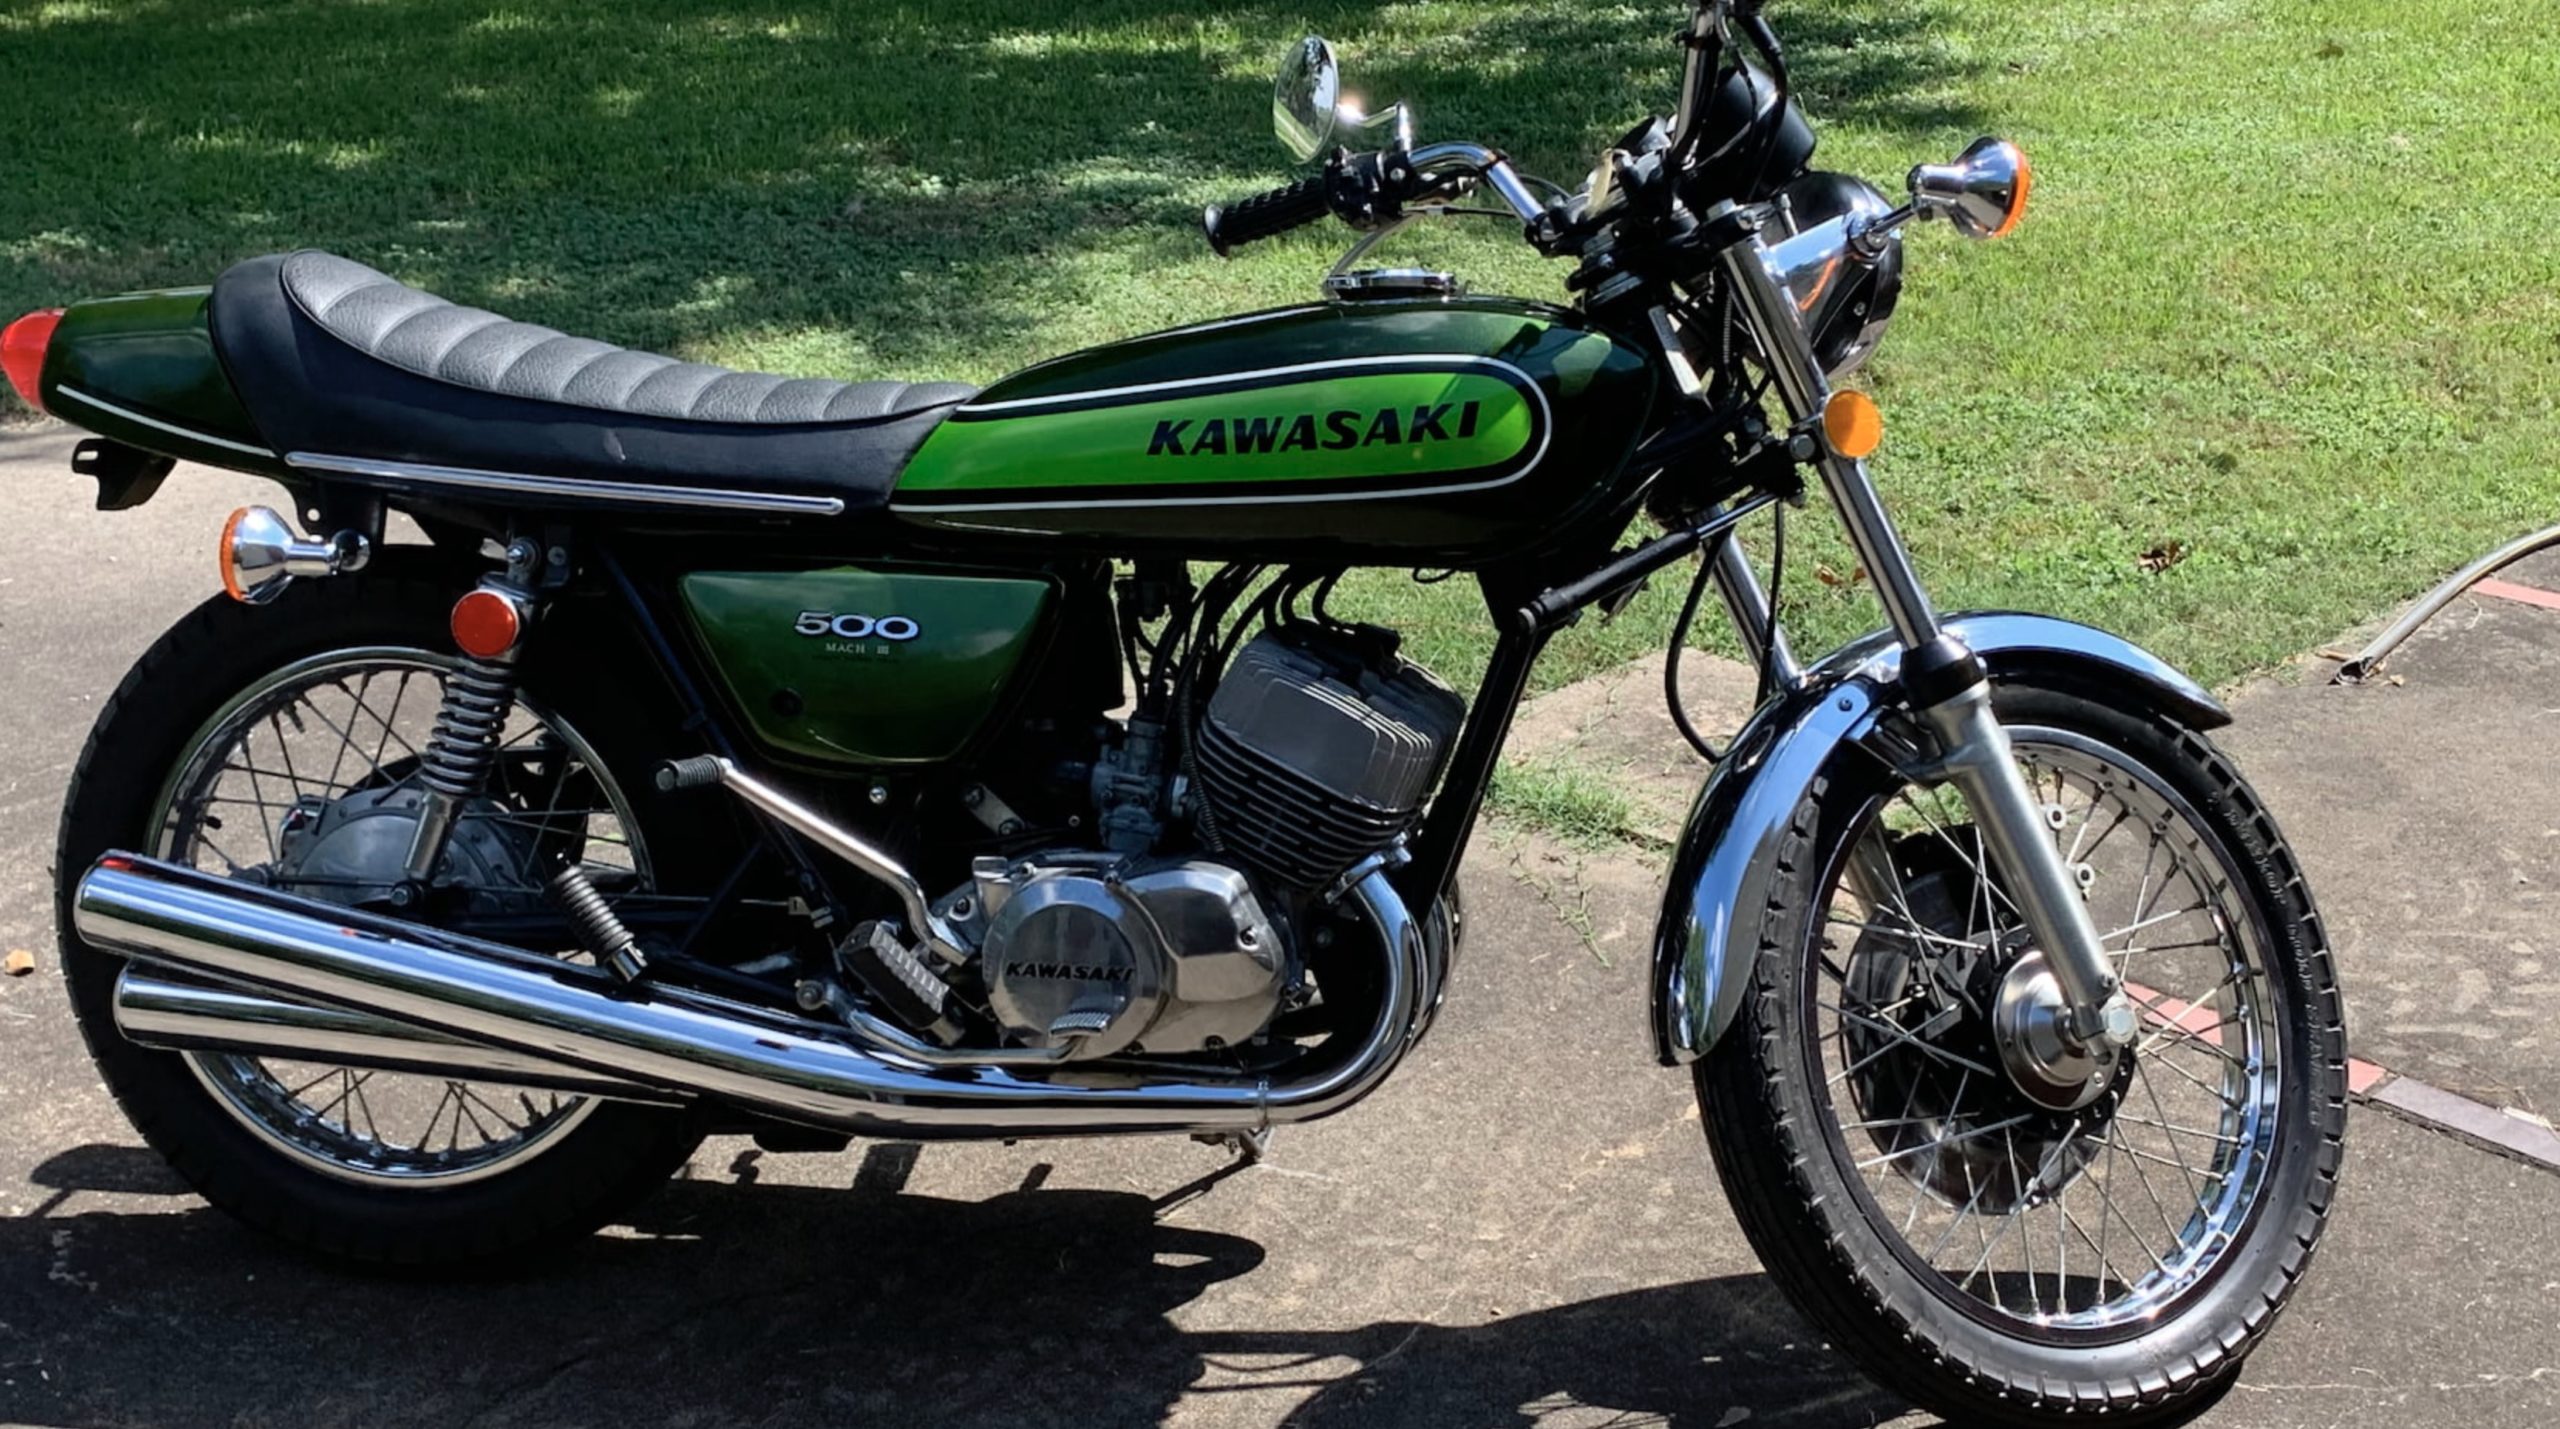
<box><xmin>680</xmin><ymin>565</ymin><xmax>1056</xmax><ymax>766</ymax></box>
<box><xmin>889</xmin><ymin>298</ymin><xmax>1656</xmax><ymax>565</ymax></box>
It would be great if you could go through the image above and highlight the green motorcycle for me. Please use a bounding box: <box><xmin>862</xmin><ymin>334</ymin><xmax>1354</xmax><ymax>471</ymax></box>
<box><xmin>11</xmin><ymin>4</ymin><xmax>2341</xmax><ymax>1422</ymax></box>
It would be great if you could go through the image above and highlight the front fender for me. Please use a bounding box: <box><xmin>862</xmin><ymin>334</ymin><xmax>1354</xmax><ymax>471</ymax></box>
<box><xmin>1648</xmin><ymin>612</ymin><xmax>2228</xmax><ymax>1065</ymax></box>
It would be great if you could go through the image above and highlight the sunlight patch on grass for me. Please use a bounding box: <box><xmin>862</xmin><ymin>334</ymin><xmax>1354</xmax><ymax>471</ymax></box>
<box><xmin>1488</xmin><ymin>756</ymin><xmax>1652</xmax><ymax>853</ymax></box>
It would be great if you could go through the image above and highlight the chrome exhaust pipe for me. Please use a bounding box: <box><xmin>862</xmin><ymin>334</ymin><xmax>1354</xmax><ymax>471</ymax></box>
<box><xmin>113</xmin><ymin>967</ymin><xmax>673</xmax><ymax>1103</ymax></box>
<box><xmin>74</xmin><ymin>854</ymin><xmax>1422</xmax><ymax>1137</ymax></box>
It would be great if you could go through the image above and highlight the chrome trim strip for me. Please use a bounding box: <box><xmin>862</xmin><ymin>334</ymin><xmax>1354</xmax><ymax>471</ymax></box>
<box><xmin>949</xmin><ymin>351</ymin><xmax>1537</xmax><ymax>415</ymax></box>
<box><xmin>283</xmin><ymin>452</ymin><xmax>847</xmax><ymax>516</ymax></box>
<box><xmin>51</xmin><ymin>386</ymin><xmax>276</xmax><ymax>458</ymax></box>
<box><xmin>896</xmin><ymin>353</ymin><xmax>1556</xmax><ymax>514</ymax></box>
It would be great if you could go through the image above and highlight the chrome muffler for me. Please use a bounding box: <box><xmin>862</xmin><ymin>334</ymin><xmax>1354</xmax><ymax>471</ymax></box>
<box><xmin>75</xmin><ymin>854</ymin><xmax>1422</xmax><ymax>1137</ymax></box>
<box><xmin>113</xmin><ymin>968</ymin><xmax>672</xmax><ymax>1102</ymax></box>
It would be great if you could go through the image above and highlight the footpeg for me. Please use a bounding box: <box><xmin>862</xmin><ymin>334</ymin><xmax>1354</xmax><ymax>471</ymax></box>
<box><xmin>654</xmin><ymin>755</ymin><xmax>724</xmax><ymax>792</ymax></box>
<box><xmin>838</xmin><ymin>920</ymin><xmax>961</xmax><ymax>1044</ymax></box>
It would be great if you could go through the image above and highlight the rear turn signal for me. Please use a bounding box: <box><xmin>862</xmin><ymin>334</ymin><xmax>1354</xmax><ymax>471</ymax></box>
<box><xmin>220</xmin><ymin>505</ymin><xmax>369</xmax><ymax>604</ymax></box>
<box><xmin>450</xmin><ymin>589</ymin><xmax>524</xmax><ymax>659</ymax></box>
<box><xmin>3</xmin><ymin>308</ymin><xmax>63</xmax><ymax>412</ymax></box>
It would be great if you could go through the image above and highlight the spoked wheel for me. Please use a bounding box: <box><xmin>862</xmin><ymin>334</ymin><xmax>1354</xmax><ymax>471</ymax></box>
<box><xmin>58</xmin><ymin>561</ymin><xmax>705</xmax><ymax>1269</ymax></box>
<box><xmin>152</xmin><ymin>647</ymin><xmax>647</xmax><ymax>1188</ymax></box>
<box><xmin>1697</xmin><ymin>684</ymin><xmax>2345</xmax><ymax>1426</ymax></box>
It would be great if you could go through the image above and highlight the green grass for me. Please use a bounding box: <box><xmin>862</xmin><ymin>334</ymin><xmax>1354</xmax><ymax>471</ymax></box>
<box><xmin>1485</xmin><ymin>753</ymin><xmax>1655</xmax><ymax>851</ymax></box>
<box><xmin>7</xmin><ymin>0</ymin><xmax>2556</xmax><ymax>699</ymax></box>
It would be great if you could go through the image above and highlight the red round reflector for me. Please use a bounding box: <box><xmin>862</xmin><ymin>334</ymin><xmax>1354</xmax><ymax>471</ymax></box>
<box><xmin>3</xmin><ymin>309</ymin><xmax>64</xmax><ymax>413</ymax></box>
<box><xmin>450</xmin><ymin>590</ymin><xmax>523</xmax><ymax>659</ymax></box>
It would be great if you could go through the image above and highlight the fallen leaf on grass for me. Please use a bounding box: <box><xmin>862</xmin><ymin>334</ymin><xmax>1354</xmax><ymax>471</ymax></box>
<box><xmin>2137</xmin><ymin>540</ymin><xmax>2189</xmax><ymax>574</ymax></box>
<box><xmin>1814</xmin><ymin>563</ymin><xmax>1868</xmax><ymax>587</ymax></box>
<box><xmin>3</xmin><ymin>949</ymin><xmax>33</xmax><ymax>977</ymax></box>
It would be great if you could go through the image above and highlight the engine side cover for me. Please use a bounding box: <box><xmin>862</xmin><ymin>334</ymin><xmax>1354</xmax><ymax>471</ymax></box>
<box><xmin>976</xmin><ymin>859</ymin><xmax>1286</xmax><ymax>1059</ymax></box>
<box><xmin>980</xmin><ymin>873</ymin><xmax>1166</xmax><ymax>1058</ymax></box>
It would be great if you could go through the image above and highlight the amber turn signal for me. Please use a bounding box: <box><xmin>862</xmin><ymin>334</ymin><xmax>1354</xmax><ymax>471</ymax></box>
<box><xmin>1823</xmin><ymin>390</ymin><xmax>1884</xmax><ymax>459</ymax></box>
<box><xmin>219</xmin><ymin>505</ymin><xmax>368</xmax><ymax>604</ymax></box>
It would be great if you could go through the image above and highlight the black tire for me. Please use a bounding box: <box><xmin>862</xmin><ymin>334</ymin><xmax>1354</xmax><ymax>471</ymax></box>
<box><xmin>1695</xmin><ymin>684</ymin><xmax>2346</xmax><ymax>1426</ymax></box>
<box><xmin>55</xmin><ymin>552</ymin><xmax>709</xmax><ymax>1273</ymax></box>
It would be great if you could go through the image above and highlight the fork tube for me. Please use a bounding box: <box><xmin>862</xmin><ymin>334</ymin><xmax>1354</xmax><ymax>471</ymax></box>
<box><xmin>1717</xmin><ymin>218</ymin><xmax>2130</xmax><ymax>1045</ymax></box>
<box><xmin>1718</xmin><ymin>232</ymin><xmax>1941</xmax><ymax>649</ymax></box>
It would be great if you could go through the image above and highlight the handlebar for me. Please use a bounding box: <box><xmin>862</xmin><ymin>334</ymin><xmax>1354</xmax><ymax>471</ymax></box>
<box><xmin>1201</xmin><ymin>142</ymin><xmax>1551</xmax><ymax>258</ymax></box>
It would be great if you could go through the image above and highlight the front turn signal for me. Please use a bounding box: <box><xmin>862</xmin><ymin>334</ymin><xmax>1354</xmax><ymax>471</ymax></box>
<box><xmin>1823</xmin><ymin>390</ymin><xmax>1884</xmax><ymax>459</ymax></box>
<box><xmin>1908</xmin><ymin>137</ymin><xmax>2031</xmax><ymax>241</ymax></box>
<box><xmin>3</xmin><ymin>308</ymin><xmax>63</xmax><ymax>412</ymax></box>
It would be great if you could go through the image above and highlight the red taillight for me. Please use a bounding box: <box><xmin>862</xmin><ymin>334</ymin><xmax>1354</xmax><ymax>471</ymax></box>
<box><xmin>3</xmin><ymin>308</ymin><xmax>64</xmax><ymax>412</ymax></box>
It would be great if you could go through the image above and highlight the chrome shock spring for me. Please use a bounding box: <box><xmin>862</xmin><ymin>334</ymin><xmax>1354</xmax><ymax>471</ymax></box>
<box><xmin>418</xmin><ymin>655</ymin><xmax>520</xmax><ymax>800</ymax></box>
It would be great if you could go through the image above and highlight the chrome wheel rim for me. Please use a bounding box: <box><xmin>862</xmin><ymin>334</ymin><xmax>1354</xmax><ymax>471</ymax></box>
<box><xmin>1806</xmin><ymin>727</ymin><xmax>2283</xmax><ymax>1333</ymax></box>
<box><xmin>147</xmin><ymin>647</ymin><xmax>651</xmax><ymax>1188</ymax></box>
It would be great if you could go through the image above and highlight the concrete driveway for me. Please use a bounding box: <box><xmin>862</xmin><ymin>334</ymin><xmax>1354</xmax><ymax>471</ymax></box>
<box><xmin>2</xmin><ymin>429</ymin><xmax>2555</xmax><ymax>1428</ymax></box>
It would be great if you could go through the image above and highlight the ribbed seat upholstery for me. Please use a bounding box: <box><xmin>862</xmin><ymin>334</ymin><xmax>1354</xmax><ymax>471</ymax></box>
<box><xmin>208</xmin><ymin>251</ymin><xmax>974</xmax><ymax>515</ymax></box>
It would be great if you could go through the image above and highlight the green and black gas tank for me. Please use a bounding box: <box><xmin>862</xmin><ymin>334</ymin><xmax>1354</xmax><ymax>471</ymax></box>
<box><xmin>890</xmin><ymin>297</ymin><xmax>1657</xmax><ymax>565</ymax></box>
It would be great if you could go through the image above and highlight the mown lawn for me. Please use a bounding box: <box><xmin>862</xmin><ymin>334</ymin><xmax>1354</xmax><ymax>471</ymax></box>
<box><xmin>6</xmin><ymin>0</ymin><xmax>2554</xmax><ymax>696</ymax></box>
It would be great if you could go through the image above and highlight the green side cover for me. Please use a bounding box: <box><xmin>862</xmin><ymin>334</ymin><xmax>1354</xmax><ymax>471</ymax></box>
<box><xmin>40</xmin><ymin>287</ymin><xmax>277</xmax><ymax>471</ymax></box>
<box><xmin>680</xmin><ymin>566</ymin><xmax>1055</xmax><ymax>766</ymax></box>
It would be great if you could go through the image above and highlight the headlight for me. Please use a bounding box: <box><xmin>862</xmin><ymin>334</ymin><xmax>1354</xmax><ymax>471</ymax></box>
<box><xmin>1758</xmin><ymin>171</ymin><xmax>1904</xmax><ymax>379</ymax></box>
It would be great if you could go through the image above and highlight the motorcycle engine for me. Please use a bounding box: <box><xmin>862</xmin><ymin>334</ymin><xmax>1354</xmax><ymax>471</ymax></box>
<box><xmin>952</xmin><ymin>623</ymin><xmax>1462</xmax><ymax>1062</ymax></box>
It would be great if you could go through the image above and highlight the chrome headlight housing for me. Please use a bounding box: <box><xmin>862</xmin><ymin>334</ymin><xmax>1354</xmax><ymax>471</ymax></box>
<box><xmin>1758</xmin><ymin>171</ymin><xmax>1904</xmax><ymax>379</ymax></box>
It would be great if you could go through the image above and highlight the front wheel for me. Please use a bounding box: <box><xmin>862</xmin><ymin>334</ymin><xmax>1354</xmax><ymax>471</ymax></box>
<box><xmin>1696</xmin><ymin>683</ymin><xmax>2345</xmax><ymax>1426</ymax></box>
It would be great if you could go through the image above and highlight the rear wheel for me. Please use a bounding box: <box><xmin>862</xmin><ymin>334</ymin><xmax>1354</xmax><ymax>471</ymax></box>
<box><xmin>57</xmin><ymin>559</ymin><xmax>706</xmax><ymax>1270</ymax></box>
<box><xmin>1696</xmin><ymin>684</ymin><xmax>2345</xmax><ymax>1425</ymax></box>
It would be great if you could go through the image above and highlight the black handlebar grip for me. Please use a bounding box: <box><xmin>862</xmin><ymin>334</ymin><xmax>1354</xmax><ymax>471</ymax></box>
<box><xmin>1203</xmin><ymin>174</ymin><xmax>1332</xmax><ymax>256</ymax></box>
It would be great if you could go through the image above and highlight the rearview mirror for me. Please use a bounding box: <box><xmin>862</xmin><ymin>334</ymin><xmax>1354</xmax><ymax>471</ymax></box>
<box><xmin>1273</xmin><ymin>36</ymin><xmax>1415</xmax><ymax>164</ymax></box>
<box><xmin>1274</xmin><ymin>37</ymin><xmax>1341</xmax><ymax>162</ymax></box>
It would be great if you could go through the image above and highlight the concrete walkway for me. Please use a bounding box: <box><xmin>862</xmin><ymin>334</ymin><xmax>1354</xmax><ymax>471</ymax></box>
<box><xmin>1</xmin><ymin>430</ymin><xmax>2555</xmax><ymax>1427</ymax></box>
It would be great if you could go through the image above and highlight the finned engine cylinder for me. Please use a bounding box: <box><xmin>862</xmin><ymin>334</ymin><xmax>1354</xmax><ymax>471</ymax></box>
<box><xmin>1194</xmin><ymin>624</ymin><xmax>1465</xmax><ymax>889</ymax></box>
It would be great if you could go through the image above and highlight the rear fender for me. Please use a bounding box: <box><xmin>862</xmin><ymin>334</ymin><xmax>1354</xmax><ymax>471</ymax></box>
<box><xmin>1648</xmin><ymin>612</ymin><xmax>2228</xmax><ymax>1064</ymax></box>
<box><xmin>36</xmin><ymin>287</ymin><xmax>283</xmax><ymax>481</ymax></box>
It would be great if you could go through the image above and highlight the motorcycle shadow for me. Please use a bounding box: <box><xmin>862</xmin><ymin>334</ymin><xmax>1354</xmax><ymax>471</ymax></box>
<box><xmin>4</xmin><ymin>1142</ymin><xmax>1911</xmax><ymax>1429</ymax></box>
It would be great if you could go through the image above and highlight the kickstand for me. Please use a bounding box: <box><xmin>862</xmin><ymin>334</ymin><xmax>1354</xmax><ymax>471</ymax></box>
<box><xmin>1191</xmin><ymin>1127</ymin><xmax>1272</xmax><ymax>1166</ymax></box>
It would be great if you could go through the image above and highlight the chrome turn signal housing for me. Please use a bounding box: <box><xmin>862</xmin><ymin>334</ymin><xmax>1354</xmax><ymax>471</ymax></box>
<box><xmin>219</xmin><ymin>505</ymin><xmax>369</xmax><ymax>604</ymax></box>
<box><xmin>1908</xmin><ymin>136</ymin><xmax>2031</xmax><ymax>240</ymax></box>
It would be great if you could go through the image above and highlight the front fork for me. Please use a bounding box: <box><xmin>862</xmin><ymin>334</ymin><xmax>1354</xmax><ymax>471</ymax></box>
<box><xmin>1708</xmin><ymin>219</ymin><xmax>2138</xmax><ymax>1053</ymax></box>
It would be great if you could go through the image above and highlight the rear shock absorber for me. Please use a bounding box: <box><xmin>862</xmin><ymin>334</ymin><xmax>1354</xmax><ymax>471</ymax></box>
<box><xmin>402</xmin><ymin>554</ymin><xmax>540</xmax><ymax>883</ymax></box>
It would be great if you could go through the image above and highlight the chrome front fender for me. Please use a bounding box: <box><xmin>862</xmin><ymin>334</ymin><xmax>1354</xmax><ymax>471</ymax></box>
<box><xmin>1648</xmin><ymin>612</ymin><xmax>2229</xmax><ymax>1065</ymax></box>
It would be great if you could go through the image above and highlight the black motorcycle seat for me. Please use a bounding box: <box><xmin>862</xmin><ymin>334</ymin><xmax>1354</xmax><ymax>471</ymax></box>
<box><xmin>209</xmin><ymin>252</ymin><xmax>975</xmax><ymax>516</ymax></box>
